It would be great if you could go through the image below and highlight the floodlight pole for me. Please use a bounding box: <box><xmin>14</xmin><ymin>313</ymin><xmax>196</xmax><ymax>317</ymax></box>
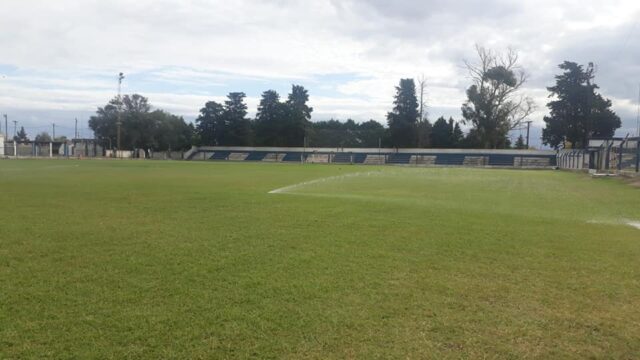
<box><xmin>636</xmin><ymin>84</ymin><xmax>640</xmax><ymax>137</ymax></box>
<box><xmin>116</xmin><ymin>72</ymin><xmax>124</xmax><ymax>158</ymax></box>
<box><xmin>525</xmin><ymin>120</ymin><xmax>532</xmax><ymax>149</ymax></box>
<box><xmin>3</xmin><ymin>114</ymin><xmax>7</xmax><ymax>138</ymax></box>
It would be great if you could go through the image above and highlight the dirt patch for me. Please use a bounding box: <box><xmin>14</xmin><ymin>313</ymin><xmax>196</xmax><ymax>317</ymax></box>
<box><xmin>622</xmin><ymin>176</ymin><xmax>640</xmax><ymax>188</ymax></box>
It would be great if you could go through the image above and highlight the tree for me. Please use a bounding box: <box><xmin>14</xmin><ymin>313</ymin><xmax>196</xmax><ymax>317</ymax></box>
<box><xmin>451</xmin><ymin>121</ymin><xmax>464</xmax><ymax>147</ymax></box>
<box><xmin>357</xmin><ymin>120</ymin><xmax>386</xmax><ymax>147</ymax></box>
<box><xmin>282</xmin><ymin>85</ymin><xmax>312</xmax><ymax>146</ymax></box>
<box><xmin>254</xmin><ymin>90</ymin><xmax>283</xmax><ymax>146</ymax></box>
<box><xmin>195</xmin><ymin>101</ymin><xmax>225</xmax><ymax>146</ymax></box>
<box><xmin>223</xmin><ymin>92</ymin><xmax>251</xmax><ymax>146</ymax></box>
<box><xmin>542</xmin><ymin>61</ymin><xmax>621</xmax><ymax>149</ymax></box>
<box><xmin>387</xmin><ymin>78</ymin><xmax>419</xmax><ymax>147</ymax></box>
<box><xmin>431</xmin><ymin>117</ymin><xmax>452</xmax><ymax>148</ymax></box>
<box><xmin>89</xmin><ymin>94</ymin><xmax>192</xmax><ymax>151</ymax></box>
<box><xmin>14</xmin><ymin>127</ymin><xmax>28</xmax><ymax>142</ymax></box>
<box><xmin>154</xmin><ymin>111</ymin><xmax>193</xmax><ymax>151</ymax></box>
<box><xmin>35</xmin><ymin>132</ymin><xmax>52</xmax><ymax>142</ymax></box>
<box><xmin>417</xmin><ymin>119</ymin><xmax>432</xmax><ymax>148</ymax></box>
<box><xmin>462</xmin><ymin>45</ymin><xmax>534</xmax><ymax>148</ymax></box>
<box><xmin>514</xmin><ymin>135</ymin><xmax>526</xmax><ymax>149</ymax></box>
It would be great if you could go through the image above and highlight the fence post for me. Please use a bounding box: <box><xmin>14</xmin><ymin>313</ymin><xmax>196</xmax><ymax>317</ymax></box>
<box><xmin>618</xmin><ymin>140</ymin><xmax>624</xmax><ymax>171</ymax></box>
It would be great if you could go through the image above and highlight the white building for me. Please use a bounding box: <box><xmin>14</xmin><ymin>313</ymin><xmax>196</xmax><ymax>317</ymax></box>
<box><xmin>0</xmin><ymin>133</ymin><xmax>5</xmax><ymax>157</ymax></box>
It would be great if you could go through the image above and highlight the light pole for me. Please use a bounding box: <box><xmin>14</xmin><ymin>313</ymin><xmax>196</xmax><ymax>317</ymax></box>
<box><xmin>116</xmin><ymin>72</ymin><xmax>124</xmax><ymax>158</ymax></box>
<box><xmin>524</xmin><ymin>120</ymin><xmax>532</xmax><ymax>149</ymax></box>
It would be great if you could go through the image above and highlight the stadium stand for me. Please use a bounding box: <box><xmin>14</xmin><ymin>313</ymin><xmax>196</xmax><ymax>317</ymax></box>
<box><xmin>488</xmin><ymin>154</ymin><xmax>515</xmax><ymax>166</ymax></box>
<box><xmin>185</xmin><ymin>146</ymin><xmax>558</xmax><ymax>169</ymax></box>
<box><xmin>364</xmin><ymin>154</ymin><xmax>385</xmax><ymax>165</ymax></box>
<box><xmin>463</xmin><ymin>156</ymin><xmax>485</xmax><ymax>166</ymax></box>
<box><xmin>353</xmin><ymin>153</ymin><xmax>367</xmax><ymax>163</ymax></box>
<box><xmin>283</xmin><ymin>152</ymin><xmax>309</xmax><ymax>162</ymax></box>
<box><xmin>435</xmin><ymin>154</ymin><xmax>466</xmax><ymax>165</ymax></box>
<box><xmin>387</xmin><ymin>153</ymin><xmax>412</xmax><ymax>164</ymax></box>
<box><xmin>228</xmin><ymin>152</ymin><xmax>249</xmax><ymax>161</ymax></box>
<box><xmin>211</xmin><ymin>151</ymin><xmax>230</xmax><ymax>160</ymax></box>
<box><xmin>245</xmin><ymin>152</ymin><xmax>267</xmax><ymax>161</ymax></box>
<box><xmin>333</xmin><ymin>153</ymin><xmax>352</xmax><ymax>163</ymax></box>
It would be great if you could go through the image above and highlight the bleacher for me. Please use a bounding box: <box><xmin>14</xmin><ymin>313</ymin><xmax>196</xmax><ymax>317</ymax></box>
<box><xmin>488</xmin><ymin>154</ymin><xmax>514</xmax><ymax>166</ymax></box>
<box><xmin>435</xmin><ymin>154</ymin><xmax>466</xmax><ymax>165</ymax></box>
<box><xmin>387</xmin><ymin>153</ymin><xmax>412</xmax><ymax>164</ymax></box>
<box><xmin>210</xmin><ymin>151</ymin><xmax>230</xmax><ymax>160</ymax></box>
<box><xmin>282</xmin><ymin>152</ymin><xmax>307</xmax><ymax>162</ymax></box>
<box><xmin>185</xmin><ymin>147</ymin><xmax>557</xmax><ymax>168</ymax></box>
<box><xmin>245</xmin><ymin>151</ymin><xmax>267</xmax><ymax>161</ymax></box>
<box><xmin>333</xmin><ymin>153</ymin><xmax>352</xmax><ymax>163</ymax></box>
<box><xmin>353</xmin><ymin>153</ymin><xmax>367</xmax><ymax>163</ymax></box>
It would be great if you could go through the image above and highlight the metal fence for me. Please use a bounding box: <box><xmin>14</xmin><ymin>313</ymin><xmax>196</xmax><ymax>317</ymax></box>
<box><xmin>617</xmin><ymin>137</ymin><xmax>640</xmax><ymax>174</ymax></box>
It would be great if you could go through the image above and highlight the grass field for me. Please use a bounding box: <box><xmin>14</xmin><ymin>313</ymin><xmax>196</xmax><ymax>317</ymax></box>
<box><xmin>1</xmin><ymin>160</ymin><xmax>640</xmax><ymax>358</ymax></box>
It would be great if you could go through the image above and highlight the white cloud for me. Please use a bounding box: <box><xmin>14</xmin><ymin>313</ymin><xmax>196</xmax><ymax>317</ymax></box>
<box><xmin>0</xmin><ymin>0</ymin><xmax>639</xmax><ymax>140</ymax></box>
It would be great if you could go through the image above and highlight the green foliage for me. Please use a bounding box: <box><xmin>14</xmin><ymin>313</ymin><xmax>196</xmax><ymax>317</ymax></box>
<box><xmin>514</xmin><ymin>134</ymin><xmax>526</xmax><ymax>149</ymax></box>
<box><xmin>2</xmin><ymin>161</ymin><xmax>640</xmax><ymax>358</ymax></box>
<box><xmin>223</xmin><ymin>92</ymin><xmax>251</xmax><ymax>146</ymax></box>
<box><xmin>387</xmin><ymin>78</ymin><xmax>419</xmax><ymax>147</ymax></box>
<box><xmin>417</xmin><ymin>119</ymin><xmax>432</xmax><ymax>148</ymax></box>
<box><xmin>34</xmin><ymin>132</ymin><xmax>52</xmax><ymax>143</ymax></box>
<box><xmin>462</xmin><ymin>46</ymin><xmax>534</xmax><ymax>149</ymax></box>
<box><xmin>306</xmin><ymin>119</ymin><xmax>385</xmax><ymax>147</ymax></box>
<box><xmin>14</xmin><ymin>126</ymin><xmax>28</xmax><ymax>142</ymax></box>
<box><xmin>542</xmin><ymin>61</ymin><xmax>621</xmax><ymax>149</ymax></box>
<box><xmin>254</xmin><ymin>90</ymin><xmax>283</xmax><ymax>146</ymax></box>
<box><xmin>195</xmin><ymin>101</ymin><xmax>225</xmax><ymax>146</ymax></box>
<box><xmin>195</xmin><ymin>93</ymin><xmax>251</xmax><ymax>146</ymax></box>
<box><xmin>89</xmin><ymin>94</ymin><xmax>192</xmax><ymax>151</ymax></box>
<box><xmin>430</xmin><ymin>117</ymin><xmax>464</xmax><ymax>148</ymax></box>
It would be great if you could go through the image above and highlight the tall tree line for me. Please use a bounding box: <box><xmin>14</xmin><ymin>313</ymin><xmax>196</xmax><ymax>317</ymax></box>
<box><xmin>86</xmin><ymin>46</ymin><xmax>621</xmax><ymax>151</ymax></box>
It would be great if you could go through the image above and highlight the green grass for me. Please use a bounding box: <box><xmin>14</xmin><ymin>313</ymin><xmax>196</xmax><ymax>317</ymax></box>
<box><xmin>1</xmin><ymin>160</ymin><xmax>640</xmax><ymax>359</ymax></box>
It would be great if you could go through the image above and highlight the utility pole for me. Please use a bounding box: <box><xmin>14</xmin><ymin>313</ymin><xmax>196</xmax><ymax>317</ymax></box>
<box><xmin>75</xmin><ymin>117</ymin><xmax>78</xmax><ymax>139</ymax></box>
<box><xmin>13</xmin><ymin>120</ymin><xmax>17</xmax><ymax>138</ymax></box>
<box><xmin>525</xmin><ymin>120</ymin><xmax>532</xmax><ymax>149</ymax></box>
<box><xmin>52</xmin><ymin>123</ymin><xmax>56</xmax><ymax>140</ymax></box>
<box><xmin>3</xmin><ymin>114</ymin><xmax>7</xmax><ymax>138</ymax></box>
<box><xmin>117</xmin><ymin>72</ymin><xmax>124</xmax><ymax>158</ymax></box>
<box><xmin>636</xmin><ymin>84</ymin><xmax>640</xmax><ymax>137</ymax></box>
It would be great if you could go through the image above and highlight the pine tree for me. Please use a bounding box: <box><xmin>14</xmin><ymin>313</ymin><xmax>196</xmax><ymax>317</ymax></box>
<box><xmin>387</xmin><ymin>79</ymin><xmax>419</xmax><ymax>148</ymax></box>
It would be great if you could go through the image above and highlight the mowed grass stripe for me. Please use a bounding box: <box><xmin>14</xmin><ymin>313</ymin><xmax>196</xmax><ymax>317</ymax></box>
<box><xmin>1</xmin><ymin>160</ymin><xmax>639</xmax><ymax>359</ymax></box>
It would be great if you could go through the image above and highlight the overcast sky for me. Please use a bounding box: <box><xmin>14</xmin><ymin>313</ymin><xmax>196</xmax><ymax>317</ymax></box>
<box><xmin>1</xmin><ymin>0</ymin><xmax>639</xmax><ymax>147</ymax></box>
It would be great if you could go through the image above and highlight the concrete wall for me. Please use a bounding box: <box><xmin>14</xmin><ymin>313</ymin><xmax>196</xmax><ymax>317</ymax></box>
<box><xmin>150</xmin><ymin>151</ymin><xmax>184</xmax><ymax>160</ymax></box>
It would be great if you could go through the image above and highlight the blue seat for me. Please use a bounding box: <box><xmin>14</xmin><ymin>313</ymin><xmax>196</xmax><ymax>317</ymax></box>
<box><xmin>333</xmin><ymin>153</ymin><xmax>352</xmax><ymax>163</ymax></box>
<box><xmin>353</xmin><ymin>153</ymin><xmax>367</xmax><ymax>163</ymax></box>
<box><xmin>488</xmin><ymin>155</ymin><xmax>514</xmax><ymax>166</ymax></box>
<box><xmin>210</xmin><ymin>151</ymin><xmax>230</xmax><ymax>160</ymax></box>
<box><xmin>245</xmin><ymin>152</ymin><xmax>267</xmax><ymax>161</ymax></box>
<box><xmin>388</xmin><ymin>153</ymin><xmax>412</xmax><ymax>164</ymax></box>
<box><xmin>282</xmin><ymin>152</ymin><xmax>307</xmax><ymax>162</ymax></box>
<box><xmin>435</xmin><ymin>154</ymin><xmax>465</xmax><ymax>165</ymax></box>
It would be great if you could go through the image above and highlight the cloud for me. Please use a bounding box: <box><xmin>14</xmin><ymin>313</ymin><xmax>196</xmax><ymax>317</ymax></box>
<box><xmin>1</xmin><ymin>0</ymin><xmax>640</xmax><ymax>145</ymax></box>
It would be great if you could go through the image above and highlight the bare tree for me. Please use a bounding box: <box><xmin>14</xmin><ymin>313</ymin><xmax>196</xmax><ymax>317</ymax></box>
<box><xmin>417</xmin><ymin>74</ymin><xmax>428</xmax><ymax>122</ymax></box>
<box><xmin>462</xmin><ymin>45</ymin><xmax>535</xmax><ymax>148</ymax></box>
